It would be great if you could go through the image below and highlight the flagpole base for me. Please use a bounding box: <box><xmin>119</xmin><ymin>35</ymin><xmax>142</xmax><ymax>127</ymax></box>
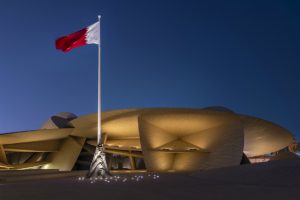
<box><xmin>86</xmin><ymin>144</ymin><xmax>111</xmax><ymax>178</ymax></box>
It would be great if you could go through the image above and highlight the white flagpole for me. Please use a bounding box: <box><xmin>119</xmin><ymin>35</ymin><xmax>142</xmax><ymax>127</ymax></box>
<box><xmin>97</xmin><ymin>15</ymin><xmax>101</xmax><ymax>145</ymax></box>
<box><xmin>86</xmin><ymin>15</ymin><xmax>110</xmax><ymax>178</ymax></box>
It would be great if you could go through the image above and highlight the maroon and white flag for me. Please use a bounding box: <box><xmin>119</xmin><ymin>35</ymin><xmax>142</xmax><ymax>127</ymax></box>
<box><xmin>55</xmin><ymin>21</ymin><xmax>99</xmax><ymax>52</ymax></box>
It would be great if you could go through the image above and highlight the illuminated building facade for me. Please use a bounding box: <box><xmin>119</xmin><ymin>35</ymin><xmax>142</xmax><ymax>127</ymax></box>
<box><xmin>0</xmin><ymin>107</ymin><xmax>297</xmax><ymax>172</ymax></box>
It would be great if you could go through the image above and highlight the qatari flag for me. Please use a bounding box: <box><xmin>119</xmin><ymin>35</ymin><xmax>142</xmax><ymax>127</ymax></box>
<box><xmin>55</xmin><ymin>21</ymin><xmax>99</xmax><ymax>52</ymax></box>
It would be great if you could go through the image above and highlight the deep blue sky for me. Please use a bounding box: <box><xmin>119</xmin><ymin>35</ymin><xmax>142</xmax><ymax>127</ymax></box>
<box><xmin>0</xmin><ymin>0</ymin><xmax>299</xmax><ymax>140</ymax></box>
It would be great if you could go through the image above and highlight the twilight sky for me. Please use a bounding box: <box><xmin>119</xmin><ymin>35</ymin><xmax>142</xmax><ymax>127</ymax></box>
<box><xmin>0</xmin><ymin>0</ymin><xmax>299</xmax><ymax>140</ymax></box>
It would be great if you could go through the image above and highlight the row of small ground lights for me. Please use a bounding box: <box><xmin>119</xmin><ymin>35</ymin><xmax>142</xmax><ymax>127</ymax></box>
<box><xmin>78</xmin><ymin>174</ymin><xmax>160</xmax><ymax>183</ymax></box>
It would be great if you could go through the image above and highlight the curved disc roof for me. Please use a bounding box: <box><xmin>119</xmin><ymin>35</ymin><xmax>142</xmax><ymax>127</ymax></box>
<box><xmin>70</xmin><ymin>108</ymin><xmax>294</xmax><ymax>156</ymax></box>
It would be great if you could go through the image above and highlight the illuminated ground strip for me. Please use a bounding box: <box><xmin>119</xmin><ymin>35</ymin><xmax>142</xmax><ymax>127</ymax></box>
<box><xmin>78</xmin><ymin>174</ymin><xmax>160</xmax><ymax>184</ymax></box>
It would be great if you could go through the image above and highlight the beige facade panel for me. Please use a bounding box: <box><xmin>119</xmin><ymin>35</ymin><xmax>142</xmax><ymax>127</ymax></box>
<box><xmin>70</xmin><ymin>109</ymin><xmax>139</xmax><ymax>128</ymax></box>
<box><xmin>0</xmin><ymin>161</ymin><xmax>49</xmax><ymax>170</ymax></box>
<box><xmin>70</xmin><ymin>127</ymin><xmax>96</xmax><ymax>139</ymax></box>
<box><xmin>0</xmin><ymin>129</ymin><xmax>73</xmax><ymax>145</ymax></box>
<box><xmin>42</xmin><ymin>136</ymin><xmax>85</xmax><ymax>171</ymax></box>
<box><xmin>241</xmin><ymin>115</ymin><xmax>294</xmax><ymax>157</ymax></box>
<box><xmin>3</xmin><ymin>139</ymin><xmax>62</xmax><ymax>152</ymax></box>
<box><xmin>138</xmin><ymin>110</ymin><xmax>244</xmax><ymax>171</ymax></box>
<box><xmin>0</xmin><ymin>145</ymin><xmax>8</xmax><ymax>164</ymax></box>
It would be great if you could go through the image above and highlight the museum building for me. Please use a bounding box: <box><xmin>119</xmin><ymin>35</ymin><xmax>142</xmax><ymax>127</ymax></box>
<box><xmin>0</xmin><ymin>107</ymin><xmax>298</xmax><ymax>172</ymax></box>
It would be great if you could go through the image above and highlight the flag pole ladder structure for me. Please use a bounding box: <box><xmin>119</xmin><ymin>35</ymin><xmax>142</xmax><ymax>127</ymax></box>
<box><xmin>86</xmin><ymin>15</ymin><xmax>110</xmax><ymax>178</ymax></box>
